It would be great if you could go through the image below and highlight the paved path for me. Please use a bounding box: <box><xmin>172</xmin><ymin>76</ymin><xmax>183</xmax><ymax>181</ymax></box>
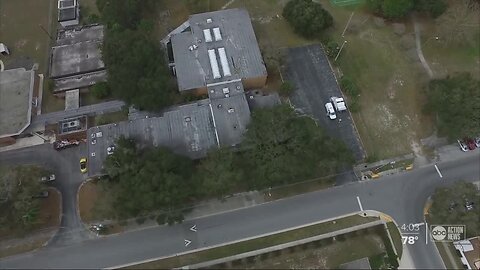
<box><xmin>413</xmin><ymin>19</ymin><xmax>434</xmax><ymax>78</ymax></box>
<box><xmin>25</xmin><ymin>100</ymin><xmax>125</xmax><ymax>132</ymax></box>
<box><xmin>0</xmin><ymin>147</ymin><xmax>478</xmax><ymax>269</ymax></box>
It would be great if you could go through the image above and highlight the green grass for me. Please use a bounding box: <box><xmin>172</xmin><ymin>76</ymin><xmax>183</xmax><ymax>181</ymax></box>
<box><xmin>0</xmin><ymin>0</ymin><xmax>63</xmax><ymax>113</ymax></box>
<box><xmin>266</xmin><ymin>177</ymin><xmax>335</xmax><ymax>201</ymax></box>
<box><xmin>434</xmin><ymin>241</ymin><xmax>464</xmax><ymax>270</ymax></box>
<box><xmin>94</xmin><ymin>111</ymin><xmax>128</xmax><ymax>126</ymax></box>
<box><xmin>386</xmin><ymin>221</ymin><xmax>403</xmax><ymax>260</ymax></box>
<box><xmin>372</xmin><ymin>158</ymin><xmax>414</xmax><ymax>174</ymax></box>
<box><xmin>127</xmin><ymin>214</ymin><xmax>379</xmax><ymax>269</ymax></box>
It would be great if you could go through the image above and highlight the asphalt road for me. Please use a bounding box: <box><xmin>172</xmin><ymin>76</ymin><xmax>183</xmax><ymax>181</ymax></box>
<box><xmin>1</xmin><ymin>148</ymin><xmax>478</xmax><ymax>269</ymax></box>
<box><xmin>0</xmin><ymin>143</ymin><xmax>93</xmax><ymax>246</ymax></box>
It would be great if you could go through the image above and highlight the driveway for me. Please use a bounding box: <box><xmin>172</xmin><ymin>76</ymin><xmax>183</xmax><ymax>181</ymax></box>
<box><xmin>0</xmin><ymin>143</ymin><xmax>93</xmax><ymax>246</ymax></box>
<box><xmin>285</xmin><ymin>44</ymin><xmax>365</xmax><ymax>163</ymax></box>
<box><xmin>1</xmin><ymin>149</ymin><xmax>478</xmax><ymax>269</ymax></box>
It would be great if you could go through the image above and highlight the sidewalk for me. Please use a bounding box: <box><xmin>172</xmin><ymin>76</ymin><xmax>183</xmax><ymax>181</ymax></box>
<box><xmin>0</xmin><ymin>135</ymin><xmax>54</xmax><ymax>153</ymax></box>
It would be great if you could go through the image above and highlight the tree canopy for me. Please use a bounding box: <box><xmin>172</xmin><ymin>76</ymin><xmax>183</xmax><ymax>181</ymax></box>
<box><xmin>104</xmin><ymin>137</ymin><xmax>194</xmax><ymax>219</ymax></box>
<box><xmin>429</xmin><ymin>181</ymin><xmax>479</xmax><ymax>238</ymax></box>
<box><xmin>366</xmin><ymin>0</ymin><xmax>447</xmax><ymax>19</ymax></box>
<box><xmin>282</xmin><ymin>0</ymin><xmax>333</xmax><ymax>39</ymax></box>
<box><xmin>241</xmin><ymin>105</ymin><xmax>354</xmax><ymax>189</ymax></box>
<box><xmin>96</xmin><ymin>0</ymin><xmax>176</xmax><ymax>111</ymax></box>
<box><xmin>0</xmin><ymin>166</ymin><xmax>45</xmax><ymax>233</ymax></box>
<box><xmin>424</xmin><ymin>73</ymin><xmax>480</xmax><ymax>139</ymax></box>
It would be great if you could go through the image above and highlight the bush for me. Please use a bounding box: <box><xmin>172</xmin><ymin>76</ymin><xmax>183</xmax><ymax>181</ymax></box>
<box><xmin>91</xmin><ymin>82</ymin><xmax>111</xmax><ymax>99</ymax></box>
<box><xmin>414</xmin><ymin>0</ymin><xmax>448</xmax><ymax>18</ymax></box>
<box><xmin>340</xmin><ymin>76</ymin><xmax>360</xmax><ymax>97</ymax></box>
<box><xmin>366</xmin><ymin>0</ymin><xmax>414</xmax><ymax>19</ymax></box>
<box><xmin>135</xmin><ymin>216</ymin><xmax>146</xmax><ymax>225</ymax></box>
<box><xmin>156</xmin><ymin>214</ymin><xmax>167</xmax><ymax>225</ymax></box>
<box><xmin>325</xmin><ymin>40</ymin><xmax>340</xmax><ymax>58</ymax></box>
<box><xmin>282</xmin><ymin>0</ymin><xmax>333</xmax><ymax>39</ymax></box>
<box><xmin>279</xmin><ymin>81</ymin><xmax>294</xmax><ymax>96</ymax></box>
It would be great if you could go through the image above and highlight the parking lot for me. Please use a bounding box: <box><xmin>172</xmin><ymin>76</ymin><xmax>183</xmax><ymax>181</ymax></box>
<box><xmin>285</xmin><ymin>44</ymin><xmax>365</xmax><ymax>162</ymax></box>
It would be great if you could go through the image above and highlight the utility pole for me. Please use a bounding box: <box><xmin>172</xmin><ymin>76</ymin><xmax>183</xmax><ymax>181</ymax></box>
<box><xmin>39</xmin><ymin>24</ymin><xmax>54</xmax><ymax>41</ymax></box>
<box><xmin>334</xmin><ymin>40</ymin><xmax>347</xmax><ymax>62</ymax></box>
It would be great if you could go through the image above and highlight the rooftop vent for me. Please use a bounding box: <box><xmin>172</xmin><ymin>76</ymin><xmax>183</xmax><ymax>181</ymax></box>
<box><xmin>228</xmin><ymin>108</ymin><xmax>235</xmax><ymax>113</ymax></box>
<box><xmin>222</xmin><ymin>87</ymin><xmax>230</xmax><ymax>94</ymax></box>
<box><xmin>188</xmin><ymin>44</ymin><xmax>198</xmax><ymax>51</ymax></box>
<box><xmin>185</xmin><ymin>116</ymin><xmax>191</xmax><ymax>122</ymax></box>
<box><xmin>206</xmin><ymin>18</ymin><xmax>212</xmax><ymax>23</ymax></box>
<box><xmin>217</xmin><ymin>104</ymin><xmax>222</xmax><ymax>109</ymax></box>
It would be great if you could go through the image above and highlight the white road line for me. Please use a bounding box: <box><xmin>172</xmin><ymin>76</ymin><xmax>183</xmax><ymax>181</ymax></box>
<box><xmin>434</xmin><ymin>164</ymin><xmax>443</xmax><ymax>178</ymax></box>
<box><xmin>356</xmin><ymin>196</ymin><xmax>364</xmax><ymax>211</ymax></box>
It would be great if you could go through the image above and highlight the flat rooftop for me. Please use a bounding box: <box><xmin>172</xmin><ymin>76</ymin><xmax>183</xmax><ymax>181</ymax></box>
<box><xmin>50</xmin><ymin>41</ymin><xmax>104</xmax><ymax>78</ymax></box>
<box><xmin>171</xmin><ymin>8</ymin><xmax>267</xmax><ymax>91</ymax></box>
<box><xmin>87</xmin><ymin>100</ymin><xmax>218</xmax><ymax>176</ymax></box>
<box><xmin>0</xmin><ymin>68</ymin><xmax>34</xmax><ymax>138</ymax></box>
<box><xmin>53</xmin><ymin>70</ymin><xmax>107</xmax><ymax>93</ymax></box>
<box><xmin>58</xmin><ymin>6</ymin><xmax>77</xmax><ymax>22</ymax></box>
<box><xmin>210</xmin><ymin>94</ymin><xmax>250</xmax><ymax>146</ymax></box>
<box><xmin>56</xmin><ymin>24</ymin><xmax>104</xmax><ymax>46</ymax></box>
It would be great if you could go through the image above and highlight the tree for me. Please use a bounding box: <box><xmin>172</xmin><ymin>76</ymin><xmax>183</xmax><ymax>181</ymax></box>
<box><xmin>241</xmin><ymin>105</ymin><xmax>353</xmax><ymax>189</ymax></box>
<box><xmin>381</xmin><ymin>0</ymin><xmax>414</xmax><ymax>19</ymax></box>
<box><xmin>103</xmin><ymin>138</ymin><xmax>195</xmax><ymax>219</ymax></box>
<box><xmin>96</xmin><ymin>0</ymin><xmax>144</xmax><ymax>29</ymax></box>
<box><xmin>429</xmin><ymin>181</ymin><xmax>479</xmax><ymax>238</ymax></box>
<box><xmin>424</xmin><ymin>73</ymin><xmax>480</xmax><ymax>139</ymax></box>
<box><xmin>282</xmin><ymin>0</ymin><xmax>333</xmax><ymax>39</ymax></box>
<box><xmin>366</xmin><ymin>0</ymin><xmax>414</xmax><ymax>19</ymax></box>
<box><xmin>91</xmin><ymin>82</ymin><xmax>111</xmax><ymax>99</ymax></box>
<box><xmin>197</xmin><ymin>148</ymin><xmax>243</xmax><ymax>198</ymax></box>
<box><xmin>279</xmin><ymin>81</ymin><xmax>294</xmax><ymax>97</ymax></box>
<box><xmin>414</xmin><ymin>0</ymin><xmax>447</xmax><ymax>18</ymax></box>
<box><xmin>0</xmin><ymin>166</ymin><xmax>45</xmax><ymax>232</ymax></box>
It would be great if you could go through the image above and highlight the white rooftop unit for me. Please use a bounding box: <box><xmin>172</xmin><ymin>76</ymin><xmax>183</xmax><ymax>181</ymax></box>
<box><xmin>218</xmin><ymin>47</ymin><xmax>231</xmax><ymax>77</ymax></box>
<box><xmin>207</xmin><ymin>49</ymin><xmax>221</xmax><ymax>79</ymax></box>
<box><xmin>203</xmin><ymin>29</ymin><xmax>213</xmax><ymax>43</ymax></box>
<box><xmin>213</xmin><ymin>27</ymin><xmax>222</xmax><ymax>41</ymax></box>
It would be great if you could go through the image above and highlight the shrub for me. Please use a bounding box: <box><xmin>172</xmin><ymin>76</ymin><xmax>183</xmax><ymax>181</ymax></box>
<box><xmin>282</xmin><ymin>0</ymin><xmax>333</xmax><ymax>39</ymax></box>
<box><xmin>279</xmin><ymin>81</ymin><xmax>294</xmax><ymax>96</ymax></box>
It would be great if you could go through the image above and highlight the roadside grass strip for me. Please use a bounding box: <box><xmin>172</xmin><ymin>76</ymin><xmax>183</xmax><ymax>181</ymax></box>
<box><xmin>125</xmin><ymin>214</ymin><xmax>382</xmax><ymax>269</ymax></box>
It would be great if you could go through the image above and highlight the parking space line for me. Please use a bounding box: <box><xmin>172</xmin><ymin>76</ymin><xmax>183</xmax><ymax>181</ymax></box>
<box><xmin>434</xmin><ymin>164</ymin><xmax>443</xmax><ymax>178</ymax></box>
<box><xmin>356</xmin><ymin>196</ymin><xmax>364</xmax><ymax>211</ymax></box>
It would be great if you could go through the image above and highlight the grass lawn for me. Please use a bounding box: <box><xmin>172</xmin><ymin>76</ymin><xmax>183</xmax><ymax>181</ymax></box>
<box><xmin>127</xmin><ymin>214</ymin><xmax>378</xmax><ymax>269</ymax></box>
<box><xmin>435</xmin><ymin>241</ymin><xmax>464</xmax><ymax>270</ymax></box>
<box><xmin>78</xmin><ymin>180</ymin><xmax>98</xmax><ymax>223</ymax></box>
<box><xmin>94</xmin><ymin>110</ymin><xmax>128</xmax><ymax>126</ymax></box>
<box><xmin>265</xmin><ymin>176</ymin><xmax>335</xmax><ymax>201</ymax></box>
<box><xmin>239</xmin><ymin>232</ymin><xmax>386</xmax><ymax>269</ymax></box>
<box><xmin>0</xmin><ymin>0</ymin><xmax>64</xmax><ymax>113</ymax></box>
<box><xmin>386</xmin><ymin>221</ymin><xmax>403</xmax><ymax>259</ymax></box>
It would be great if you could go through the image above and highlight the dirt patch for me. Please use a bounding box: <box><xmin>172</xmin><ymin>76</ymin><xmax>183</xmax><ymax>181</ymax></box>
<box><xmin>78</xmin><ymin>180</ymin><xmax>99</xmax><ymax>223</ymax></box>
<box><xmin>38</xmin><ymin>187</ymin><xmax>61</xmax><ymax>228</ymax></box>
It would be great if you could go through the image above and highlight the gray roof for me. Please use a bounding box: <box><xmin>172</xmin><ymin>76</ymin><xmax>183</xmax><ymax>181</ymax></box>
<box><xmin>53</xmin><ymin>70</ymin><xmax>107</xmax><ymax>93</ymax></box>
<box><xmin>56</xmin><ymin>25</ymin><xmax>104</xmax><ymax>46</ymax></box>
<box><xmin>0</xmin><ymin>68</ymin><xmax>34</xmax><ymax>139</ymax></box>
<box><xmin>172</xmin><ymin>8</ymin><xmax>267</xmax><ymax>91</ymax></box>
<box><xmin>50</xmin><ymin>41</ymin><xmax>104</xmax><ymax>78</ymax></box>
<box><xmin>58</xmin><ymin>6</ymin><xmax>77</xmax><ymax>22</ymax></box>
<box><xmin>207</xmin><ymin>79</ymin><xmax>244</xmax><ymax>100</ymax></box>
<box><xmin>210</xmin><ymin>94</ymin><xmax>250</xmax><ymax>146</ymax></box>
<box><xmin>246</xmin><ymin>92</ymin><xmax>281</xmax><ymax>110</ymax></box>
<box><xmin>86</xmin><ymin>100</ymin><xmax>218</xmax><ymax>176</ymax></box>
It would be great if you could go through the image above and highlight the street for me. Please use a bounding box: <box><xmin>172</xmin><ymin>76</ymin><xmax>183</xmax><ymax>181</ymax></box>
<box><xmin>0</xmin><ymin>145</ymin><xmax>478</xmax><ymax>269</ymax></box>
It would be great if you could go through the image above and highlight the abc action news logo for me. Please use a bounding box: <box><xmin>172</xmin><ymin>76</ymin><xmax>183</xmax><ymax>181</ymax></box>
<box><xmin>430</xmin><ymin>225</ymin><xmax>466</xmax><ymax>242</ymax></box>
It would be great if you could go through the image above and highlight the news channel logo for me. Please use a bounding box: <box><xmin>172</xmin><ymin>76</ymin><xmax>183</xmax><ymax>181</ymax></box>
<box><xmin>430</xmin><ymin>225</ymin><xmax>466</xmax><ymax>242</ymax></box>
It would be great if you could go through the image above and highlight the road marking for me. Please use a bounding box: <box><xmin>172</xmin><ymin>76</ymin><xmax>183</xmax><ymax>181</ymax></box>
<box><xmin>356</xmin><ymin>196</ymin><xmax>364</xmax><ymax>211</ymax></box>
<box><xmin>190</xmin><ymin>225</ymin><xmax>197</xmax><ymax>232</ymax></box>
<box><xmin>434</xmin><ymin>164</ymin><xmax>443</xmax><ymax>178</ymax></box>
<box><xmin>184</xmin><ymin>239</ymin><xmax>191</xmax><ymax>247</ymax></box>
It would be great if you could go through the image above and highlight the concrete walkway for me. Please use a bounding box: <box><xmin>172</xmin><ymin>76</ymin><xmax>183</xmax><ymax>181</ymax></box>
<box><xmin>413</xmin><ymin>18</ymin><xmax>434</xmax><ymax>78</ymax></box>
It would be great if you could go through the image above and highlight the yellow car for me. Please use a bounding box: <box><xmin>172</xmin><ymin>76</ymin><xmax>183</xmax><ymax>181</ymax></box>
<box><xmin>80</xmin><ymin>158</ymin><xmax>87</xmax><ymax>173</ymax></box>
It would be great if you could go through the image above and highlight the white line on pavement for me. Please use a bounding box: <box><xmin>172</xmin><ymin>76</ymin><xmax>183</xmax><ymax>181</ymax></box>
<box><xmin>434</xmin><ymin>164</ymin><xmax>443</xmax><ymax>178</ymax></box>
<box><xmin>356</xmin><ymin>196</ymin><xmax>364</xmax><ymax>211</ymax></box>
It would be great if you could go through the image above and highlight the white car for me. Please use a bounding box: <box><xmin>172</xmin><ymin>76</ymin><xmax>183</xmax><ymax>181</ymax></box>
<box><xmin>330</xmin><ymin>97</ymin><xmax>347</xmax><ymax>112</ymax></box>
<box><xmin>457</xmin><ymin>139</ymin><xmax>468</xmax><ymax>152</ymax></box>
<box><xmin>325</xmin><ymin>102</ymin><xmax>337</xmax><ymax>120</ymax></box>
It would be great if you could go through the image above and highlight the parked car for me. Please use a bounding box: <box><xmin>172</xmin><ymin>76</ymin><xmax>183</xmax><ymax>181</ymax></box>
<box><xmin>457</xmin><ymin>139</ymin><xmax>468</xmax><ymax>152</ymax></box>
<box><xmin>40</xmin><ymin>174</ymin><xmax>56</xmax><ymax>182</ymax></box>
<box><xmin>80</xmin><ymin>158</ymin><xmax>87</xmax><ymax>173</ymax></box>
<box><xmin>474</xmin><ymin>137</ymin><xmax>480</xmax><ymax>148</ymax></box>
<box><xmin>325</xmin><ymin>102</ymin><xmax>337</xmax><ymax>120</ymax></box>
<box><xmin>465</xmin><ymin>138</ymin><xmax>476</xmax><ymax>150</ymax></box>
<box><xmin>330</xmin><ymin>97</ymin><xmax>347</xmax><ymax>112</ymax></box>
